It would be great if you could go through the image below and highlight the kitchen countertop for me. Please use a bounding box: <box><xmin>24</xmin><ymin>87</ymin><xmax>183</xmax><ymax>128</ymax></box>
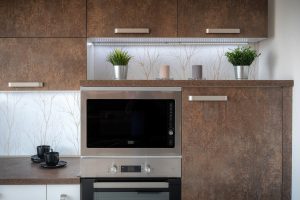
<box><xmin>0</xmin><ymin>157</ymin><xmax>80</xmax><ymax>185</ymax></box>
<box><xmin>80</xmin><ymin>80</ymin><xmax>294</xmax><ymax>88</ymax></box>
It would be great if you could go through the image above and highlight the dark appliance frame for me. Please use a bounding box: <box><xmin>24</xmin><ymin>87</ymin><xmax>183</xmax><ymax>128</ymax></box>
<box><xmin>81</xmin><ymin>178</ymin><xmax>181</xmax><ymax>200</ymax></box>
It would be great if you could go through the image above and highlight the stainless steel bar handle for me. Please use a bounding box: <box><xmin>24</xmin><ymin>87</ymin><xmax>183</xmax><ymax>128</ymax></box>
<box><xmin>188</xmin><ymin>96</ymin><xmax>228</xmax><ymax>101</ymax></box>
<box><xmin>206</xmin><ymin>28</ymin><xmax>240</xmax><ymax>34</ymax></box>
<box><xmin>94</xmin><ymin>182</ymin><xmax>169</xmax><ymax>189</ymax></box>
<box><xmin>114</xmin><ymin>28</ymin><xmax>150</xmax><ymax>34</ymax></box>
<box><xmin>8</xmin><ymin>82</ymin><xmax>44</xmax><ymax>88</ymax></box>
<box><xmin>60</xmin><ymin>194</ymin><xmax>67</xmax><ymax>200</ymax></box>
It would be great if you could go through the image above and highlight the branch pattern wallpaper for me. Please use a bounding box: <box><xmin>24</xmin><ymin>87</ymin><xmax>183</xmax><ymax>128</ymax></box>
<box><xmin>90</xmin><ymin>44</ymin><xmax>259</xmax><ymax>80</ymax></box>
<box><xmin>0</xmin><ymin>92</ymin><xmax>80</xmax><ymax>156</ymax></box>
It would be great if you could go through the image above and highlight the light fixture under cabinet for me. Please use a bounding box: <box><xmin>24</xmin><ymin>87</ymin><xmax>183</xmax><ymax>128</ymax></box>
<box><xmin>87</xmin><ymin>37</ymin><xmax>265</xmax><ymax>46</ymax></box>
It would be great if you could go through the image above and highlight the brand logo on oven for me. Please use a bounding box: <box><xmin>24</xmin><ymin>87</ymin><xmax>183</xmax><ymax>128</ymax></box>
<box><xmin>128</xmin><ymin>140</ymin><xmax>135</xmax><ymax>145</ymax></box>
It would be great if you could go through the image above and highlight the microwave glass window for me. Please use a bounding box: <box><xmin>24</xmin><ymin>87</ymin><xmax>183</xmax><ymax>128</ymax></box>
<box><xmin>87</xmin><ymin>99</ymin><xmax>175</xmax><ymax>148</ymax></box>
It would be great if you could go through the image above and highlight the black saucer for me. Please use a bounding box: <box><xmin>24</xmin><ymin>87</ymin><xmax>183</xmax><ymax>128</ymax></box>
<box><xmin>31</xmin><ymin>155</ymin><xmax>44</xmax><ymax>163</ymax></box>
<box><xmin>40</xmin><ymin>161</ymin><xmax>67</xmax><ymax>169</ymax></box>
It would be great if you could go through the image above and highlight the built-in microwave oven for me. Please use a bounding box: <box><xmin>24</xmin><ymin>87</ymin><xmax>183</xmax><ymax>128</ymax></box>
<box><xmin>80</xmin><ymin>87</ymin><xmax>181</xmax><ymax>156</ymax></box>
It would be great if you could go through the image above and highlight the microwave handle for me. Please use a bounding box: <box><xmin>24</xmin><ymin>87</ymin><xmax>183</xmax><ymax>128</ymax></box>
<box><xmin>93</xmin><ymin>182</ymin><xmax>169</xmax><ymax>189</ymax></box>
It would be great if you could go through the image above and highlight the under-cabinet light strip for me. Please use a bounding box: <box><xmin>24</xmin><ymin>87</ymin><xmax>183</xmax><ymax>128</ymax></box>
<box><xmin>87</xmin><ymin>37</ymin><xmax>265</xmax><ymax>45</ymax></box>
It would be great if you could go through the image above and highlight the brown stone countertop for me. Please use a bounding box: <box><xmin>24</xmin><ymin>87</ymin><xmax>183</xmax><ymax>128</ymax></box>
<box><xmin>80</xmin><ymin>80</ymin><xmax>294</xmax><ymax>88</ymax></box>
<box><xmin>0</xmin><ymin>157</ymin><xmax>80</xmax><ymax>185</ymax></box>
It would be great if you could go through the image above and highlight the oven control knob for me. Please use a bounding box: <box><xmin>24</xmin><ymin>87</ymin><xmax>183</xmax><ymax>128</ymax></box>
<box><xmin>168</xmin><ymin>130</ymin><xmax>174</xmax><ymax>136</ymax></box>
<box><xmin>110</xmin><ymin>165</ymin><xmax>118</xmax><ymax>174</ymax></box>
<box><xmin>144</xmin><ymin>165</ymin><xmax>151</xmax><ymax>173</ymax></box>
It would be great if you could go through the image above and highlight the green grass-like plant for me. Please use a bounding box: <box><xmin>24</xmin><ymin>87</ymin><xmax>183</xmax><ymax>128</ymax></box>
<box><xmin>225</xmin><ymin>46</ymin><xmax>260</xmax><ymax>66</ymax></box>
<box><xmin>106</xmin><ymin>49</ymin><xmax>132</xmax><ymax>66</ymax></box>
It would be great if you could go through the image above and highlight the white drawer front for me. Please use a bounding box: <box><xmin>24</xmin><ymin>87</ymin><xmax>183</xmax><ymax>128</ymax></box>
<box><xmin>47</xmin><ymin>185</ymin><xmax>80</xmax><ymax>200</ymax></box>
<box><xmin>0</xmin><ymin>185</ymin><xmax>46</xmax><ymax>200</ymax></box>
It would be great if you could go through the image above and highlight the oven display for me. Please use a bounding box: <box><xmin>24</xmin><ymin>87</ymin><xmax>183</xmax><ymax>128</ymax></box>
<box><xmin>121</xmin><ymin>165</ymin><xmax>141</xmax><ymax>173</ymax></box>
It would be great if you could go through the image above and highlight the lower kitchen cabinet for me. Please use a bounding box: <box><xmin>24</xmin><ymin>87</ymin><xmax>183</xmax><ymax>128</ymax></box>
<box><xmin>0</xmin><ymin>185</ymin><xmax>46</xmax><ymax>200</ymax></box>
<box><xmin>47</xmin><ymin>184</ymin><xmax>80</xmax><ymax>200</ymax></box>
<box><xmin>0</xmin><ymin>184</ymin><xmax>80</xmax><ymax>200</ymax></box>
<box><xmin>182</xmin><ymin>87</ymin><xmax>290</xmax><ymax>200</ymax></box>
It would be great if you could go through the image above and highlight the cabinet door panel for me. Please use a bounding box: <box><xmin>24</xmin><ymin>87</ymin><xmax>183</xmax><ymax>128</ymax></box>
<box><xmin>178</xmin><ymin>0</ymin><xmax>268</xmax><ymax>37</ymax></box>
<box><xmin>0</xmin><ymin>38</ymin><xmax>86</xmax><ymax>90</ymax></box>
<box><xmin>87</xmin><ymin>0</ymin><xmax>177</xmax><ymax>37</ymax></box>
<box><xmin>0</xmin><ymin>185</ymin><xmax>46</xmax><ymax>200</ymax></box>
<box><xmin>182</xmin><ymin>87</ymin><xmax>282</xmax><ymax>200</ymax></box>
<box><xmin>0</xmin><ymin>0</ymin><xmax>86</xmax><ymax>37</ymax></box>
<box><xmin>238</xmin><ymin>0</ymin><xmax>268</xmax><ymax>37</ymax></box>
<box><xmin>178</xmin><ymin>0</ymin><xmax>238</xmax><ymax>37</ymax></box>
<box><xmin>47</xmin><ymin>185</ymin><xmax>80</xmax><ymax>200</ymax></box>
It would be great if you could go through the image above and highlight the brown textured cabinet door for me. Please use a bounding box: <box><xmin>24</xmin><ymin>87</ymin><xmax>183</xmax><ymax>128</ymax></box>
<box><xmin>87</xmin><ymin>0</ymin><xmax>177</xmax><ymax>37</ymax></box>
<box><xmin>0</xmin><ymin>0</ymin><xmax>86</xmax><ymax>37</ymax></box>
<box><xmin>178</xmin><ymin>0</ymin><xmax>268</xmax><ymax>37</ymax></box>
<box><xmin>0</xmin><ymin>38</ymin><xmax>86</xmax><ymax>90</ymax></box>
<box><xmin>237</xmin><ymin>0</ymin><xmax>268</xmax><ymax>37</ymax></box>
<box><xmin>182</xmin><ymin>87</ymin><xmax>283</xmax><ymax>200</ymax></box>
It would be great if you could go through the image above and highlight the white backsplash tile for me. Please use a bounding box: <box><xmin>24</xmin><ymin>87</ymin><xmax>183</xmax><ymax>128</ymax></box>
<box><xmin>0</xmin><ymin>92</ymin><xmax>80</xmax><ymax>156</ymax></box>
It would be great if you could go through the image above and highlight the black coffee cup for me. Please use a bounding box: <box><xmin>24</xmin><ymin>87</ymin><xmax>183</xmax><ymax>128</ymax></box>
<box><xmin>37</xmin><ymin>145</ymin><xmax>50</xmax><ymax>159</ymax></box>
<box><xmin>44</xmin><ymin>151</ymin><xmax>59</xmax><ymax>166</ymax></box>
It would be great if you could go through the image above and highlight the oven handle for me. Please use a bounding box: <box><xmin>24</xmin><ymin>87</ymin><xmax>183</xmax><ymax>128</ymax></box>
<box><xmin>93</xmin><ymin>182</ymin><xmax>169</xmax><ymax>189</ymax></box>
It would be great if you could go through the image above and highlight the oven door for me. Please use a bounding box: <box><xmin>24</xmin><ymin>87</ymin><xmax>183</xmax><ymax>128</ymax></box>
<box><xmin>81</xmin><ymin>87</ymin><xmax>181</xmax><ymax>156</ymax></box>
<box><xmin>81</xmin><ymin>178</ymin><xmax>181</xmax><ymax>200</ymax></box>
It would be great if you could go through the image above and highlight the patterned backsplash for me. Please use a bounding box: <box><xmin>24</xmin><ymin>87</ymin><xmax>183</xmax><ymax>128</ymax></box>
<box><xmin>0</xmin><ymin>92</ymin><xmax>80</xmax><ymax>156</ymax></box>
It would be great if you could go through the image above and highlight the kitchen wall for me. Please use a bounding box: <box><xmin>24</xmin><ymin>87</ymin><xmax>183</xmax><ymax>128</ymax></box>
<box><xmin>258</xmin><ymin>0</ymin><xmax>300</xmax><ymax>199</ymax></box>
<box><xmin>0</xmin><ymin>92</ymin><xmax>80</xmax><ymax>156</ymax></box>
<box><xmin>0</xmin><ymin>44</ymin><xmax>260</xmax><ymax>157</ymax></box>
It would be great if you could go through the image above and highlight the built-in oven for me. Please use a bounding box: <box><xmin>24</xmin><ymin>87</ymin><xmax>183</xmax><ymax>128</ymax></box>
<box><xmin>80</xmin><ymin>87</ymin><xmax>182</xmax><ymax>200</ymax></box>
<box><xmin>81</xmin><ymin>87</ymin><xmax>181</xmax><ymax>156</ymax></box>
<box><xmin>81</xmin><ymin>178</ymin><xmax>181</xmax><ymax>200</ymax></box>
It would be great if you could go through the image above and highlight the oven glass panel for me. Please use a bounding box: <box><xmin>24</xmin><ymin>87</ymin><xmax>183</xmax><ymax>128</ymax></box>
<box><xmin>87</xmin><ymin>99</ymin><xmax>175</xmax><ymax>148</ymax></box>
<box><xmin>94</xmin><ymin>192</ymin><xmax>169</xmax><ymax>200</ymax></box>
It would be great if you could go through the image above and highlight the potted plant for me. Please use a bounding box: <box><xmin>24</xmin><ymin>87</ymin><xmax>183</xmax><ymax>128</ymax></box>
<box><xmin>225</xmin><ymin>46</ymin><xmax>260</xmax><ymax>80</ymax></box>
<box><xmin>107</xmin><ymin>49</ymin><xmax>132</xmax><ymax>80</ymax></box>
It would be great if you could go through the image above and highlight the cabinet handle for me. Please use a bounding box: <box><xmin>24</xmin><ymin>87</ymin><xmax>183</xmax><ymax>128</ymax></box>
<box><xmin>114</xmin><ymin>28</ymin><xmax>150</xmax><ymax>34</ymax></box>
<box><xmin>60</xmin><ymin>194</ymin><xmax>67</xmax><ymax>200</ymax></box>
<box><xmin>8</xmin><ymin>82</ymin><xmax>44</xmax><ymax>88</ymax></box>
<box><xmin>206</xmin><ymin>28</ymin><xmax>240</xmax><ymax>34</ymax></box>
<box><xmin>188</xmin><ymin>96</ymin><xmax>228</xmax><ymax>101</ymax></box>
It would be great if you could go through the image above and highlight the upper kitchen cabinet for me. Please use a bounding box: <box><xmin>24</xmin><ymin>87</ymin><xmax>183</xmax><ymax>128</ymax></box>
<box><xmin>0</xmin><ymin>38</ymin><xmax>86</xmax><ymax>90</ymax></box>
<box><xmin>0</xmin><ymin>0</ymin><xmax>86</xmax><ymax>37</ymax></box>
<box><xmin>87</xmin><ymin>0</ymin><xmax>177</xmax><ymax>37</ymax></box>
<box><xmin>178</xmin><ymin>0</ymin><xmax>268</xmax><ymax>38</ymax></box>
